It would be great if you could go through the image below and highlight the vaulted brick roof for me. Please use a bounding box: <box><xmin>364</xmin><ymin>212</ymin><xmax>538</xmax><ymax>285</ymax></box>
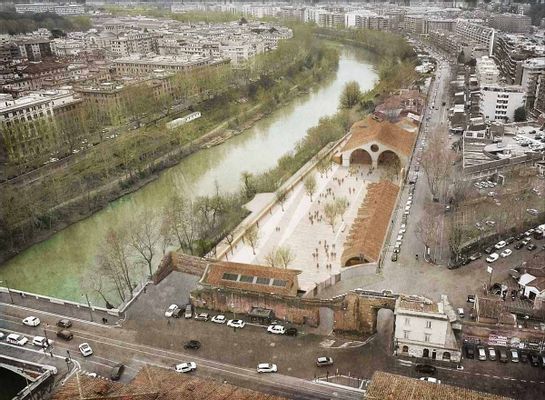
<box><xmin>340</xmin><ymin>115</ymin><xmax>416</xmax><ymax>157</ymax></box>
<box><xmin>52</xmin><ymin>366</ymin><xmax>288</xmax><ymax>400</ymax></box>
<box><xmin>341</xmin><ymin>180</ymin><xmax>399</xmax><ymax>265</ymax></box>
<box><xmin>202</xmin><ymin>260</ymin><xmax>301</xmax><ymax>296</ymax></box>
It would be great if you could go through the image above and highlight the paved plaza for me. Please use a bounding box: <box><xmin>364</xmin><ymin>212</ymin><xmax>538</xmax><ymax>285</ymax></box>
<box><xmin>225</xmin><ymin>162</ymin><xmax>387</xmax><ymax>292</ymax></box>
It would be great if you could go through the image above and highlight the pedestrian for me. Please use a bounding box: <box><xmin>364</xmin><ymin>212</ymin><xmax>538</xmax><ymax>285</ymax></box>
<box><xmin>167</xmin><ymin>319</ymin><xmax>171</xmax><ymax>325</ymax></box>
<box><xmin>415</xmin><ymin>254</ymin><xmax>419</xmax><ymax>261</ymax></box>
<box><xmin>143</xmin><ymin>287</ymin><xmax>147</xmax><ymax>294</ymax></box>
<box><xmin>317</xmin><ymin>263</ymin><xmax>319</xmax><ymax>269</ymax></box>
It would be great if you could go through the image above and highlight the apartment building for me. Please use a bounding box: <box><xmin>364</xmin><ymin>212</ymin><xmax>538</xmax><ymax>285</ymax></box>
<box><xmin>480</xmin><ymin>85</ymin><xmax>525</xmax><ymax>122</ymax></box>
<box><xmin>476</xmin><ymin>56</ymin><xmax>500</xmax><ymax>85</ymax></box>
<box><xmin>0</xmin><ymin>89</ymin><xmax>82</xmax><ymax>165</ymax></box>
<box><xmin>112</xmin><ymin>55</ymin><xmax>227</xmax><ymax>76</ymax></box>
<box><xmin>317</xmin><ymin>12</ymin><xmax>345</xmax><ymax>29</ymax></box>
<box><xmin>15</xmin><ymin>3</ymin><xmax>85</xmax><ymax>15</ymax></box>
<box><xmin>110</xmin><ymin>33</ymin><xmax>159</xmax><ymax>58</ymax></box>
<box><xmin>17</xmin><ymin>39</ymin><xmax>52</xmax><ymax>61</ymax></box>
<box><xmin>345</xmin><ymin>11</ymin><xmax>389</xmax><ymax>31</ymax></box>
<box><xmin>455</xmin><ymin>20</ymin><xmax>495</xmax><ymax>56</ymax></box>
<box><xmin>489</xmin><ymin>14</ymin><xmax>532</xmax><ymax>34</ymax></box>
<box><xmin>534</xmin><ymin>73</ymin><xmax>545</xmax><ymax>116</ymax></box>
<box><xmin>521</xmin><ymin>58</ymin><xmax>545</xmax><ymax>111</ymax></box>
<box><xmin>394</xmin><ymin>295</ymin><xmax>461</xmax><ymax>362</ymax></box>
<box><xmin>403</xmin><ymin>15</ymin><xmax>425</xmax><ymax>34</ymax></box>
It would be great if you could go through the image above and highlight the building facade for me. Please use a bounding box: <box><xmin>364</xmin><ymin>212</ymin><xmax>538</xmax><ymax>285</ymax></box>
<box><xmin>480</xmin><ymin>85</ymin><xmax>525</xmax><ymax>122</ymax></box>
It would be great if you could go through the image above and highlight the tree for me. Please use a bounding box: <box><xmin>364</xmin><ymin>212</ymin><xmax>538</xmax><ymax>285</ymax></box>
<box><xmin>340</xmin><ymin>81</ymin><xmax>361</xmax><ymax>109</ymax></box>
<box><xmin>162</xmin><ymin>194</ymin><xmax>199</xmax><ymax>254</ymax></box>
<box><xmin>317</xmin><ymin>158</ymin><xmax>331</xmax><ymax>178</ymax></box>
<box><xmin>264</xmin><ymin>245</ymin><xmax>295</xmax><ymax>268</ymax></box>
<box><xmin>304</xmin><ymin>175</ymin><xmax>317</xmax><ymax>202</ymax></box>
<box><xmin>324</xmin><ymin>202</ymin><xmax>338</xmax><ymax>232</ymax></box>
<box><xmin>446</xmin><ymin>216</ymin><xmax>466</xmax><ymax>263</ymax></box>
<box><xmin>415</xmin><ymin>204</ymin><xmax>442</xmax><ymax>252</ymax></box>
<box><xmin>514</xmin><ymin>106</ymin><xmax>527</xmax><ymax>122</ymax></box>
<box><xmin>420</xmin><ymin>132</ymin><xmax>455</xmax><ymax>201</ymax></box>
<box><xmin>335</xmin><ymin>197</ymin><xmax>349</xmax><ymax>221</ymax></box>
<box><xmin>244</xmin><ymin>224</ymin><xmax>260</xmax><ymax>255</ymax></box>
<box><xmin>276</xmin><ymin>190</ymin><xmax>287</xmax><ymax>212</ymax></box>
<box><xmin>128</xmin><ymin>209</ymin><xmax>160</xmax><ymax>277</ymax></box>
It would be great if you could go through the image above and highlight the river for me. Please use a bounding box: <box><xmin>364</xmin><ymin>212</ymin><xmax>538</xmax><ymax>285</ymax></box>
<box><xmin>0</xmin><ymin>45</ymin><xmax>378</xmax><ymax>304</ymax></box>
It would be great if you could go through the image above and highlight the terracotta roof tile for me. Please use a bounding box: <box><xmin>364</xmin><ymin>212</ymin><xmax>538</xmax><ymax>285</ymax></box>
<box><xmin>340</xmin><ymin>115</ymin><xmax>416</xmax><ymax>157</ymax></box>
<box><xmin>341</xmin><ymin>180</ymin><xmax>399</xmax><ymax>264</ymax></box>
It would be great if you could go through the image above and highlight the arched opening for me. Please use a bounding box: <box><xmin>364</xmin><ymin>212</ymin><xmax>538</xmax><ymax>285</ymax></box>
<box><xmin>423</xmin><ymin>348</ymin><xmax>430</xmax><ymax>358</ymax></box>
<box><xmin>344</xmin><ymin>255</ymin><xmax>369</xmax><ymax>266</ymax></box>
<box><xmin>442</xmin><ymin>352</ymin><xmax>451</xmax><ymax>360</ymax></box>
<box><xmin>376</xmin><ymin>308</ymin><xmax>395</xmax><ymax>352</ymax></box>
<box><xmin>349</xmin><ymin>148</ymin><xmax>372</xmax><ymax>165</ymax></box>
<box><xmin>377</xmin><ymin>150</ymin><xmax>401</xmax><ymax>169</ymax></box>
<box><xmin>402</xmin><ymin>345</ymin><xmax>409</xmax><ymax>353</ymax></box>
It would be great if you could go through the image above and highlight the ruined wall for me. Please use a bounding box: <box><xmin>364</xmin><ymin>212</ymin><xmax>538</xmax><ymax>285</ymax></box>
<box><xmin>333</xmin><ymin>293</ymin><xmax>396</xmax><ymax>336</ymax></box>
<box><xmin>153</xmin><ymin>252</ymin><xmax>209</xmax><ymax>284</ymax></box>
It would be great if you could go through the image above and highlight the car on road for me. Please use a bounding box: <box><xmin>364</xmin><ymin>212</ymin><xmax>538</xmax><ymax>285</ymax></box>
<box><xmin>420</xmin><ymin>377</ymin><xmax>441</xmax><ymax>384</ymax></box>
<box><xmin>457</xmin><ymin>308</ymin><xmax>464</xmax><ymax>318</ymax></box>
<box><xmin>510</xmin><ymin>349</ymin><xmax>519</xmax><ymax>363</ymax></box>
<box><xmin>172</xmin><ymin>308</ymin><xmax>184</xmax><ymax>318</ymax></box>
<box><xmin>285</xmin><ymin>327</ymin><xmax>298</xmax><ymax>336</ymax></box>
<box><xmin>514</xmin><ymin>242</ymin><xmax>525</xmax><ymax>250</ymax></box>
<box><xmin>486</xmin><ymin>253</ymin><xmax>499</xmax><ymax>263</ymax></box>
<box><xmin>57</xmin><ymin>319</ymin><xmax>72</xmax><ymax>329</ymax></box>
<box><xmin>56</xmin><ymin>330</ymin><xmax>73</xmax><ymax>341</ymax></box>
<box><xmin>267</xmin><ymin>325</ymin><xmax>286</xmax><ymax>335</ymax></box>
<box><xmin>316</xmin><ymin>357</ymin><xmax>334</xmax><ymax>367</ymax></box>
<box><xmin>494</xmin><ymin>241</ymin><xmax>507</xmax><ymax>249</ymax></box>
<box><xmin>522</xmin><ymin>238</ymin><xmax>532</xmax><ymax>246</ymax></box>
<box><xmin>79</xmin><ymin>343</ymin><xmax>93</xmax><ymax>357</ymax></box>
<box><xmin>488</xmin><ymin>347</ymin><xmax>497</xmax><ymax>361</ymax></box>
<box><xmin>527</xmin><ymin>243</ymin><xmax>537</xmax><ymax>251</ymax></box>
<box><xmin>211</xmin><ymin>315</ymin><xmax>226</xmax><ymax>324</ymax></box>
<box><xmin>175</xmin><ymin>362</ymin><xmax>196</xmax><ymax>373</ymax></box>
<box><xmin>110</xmin><ymin>364</ymin><xmax>124</xmax><ymax>381</ymax></box>
<box><xmin>7</xmin><ymin>333</ymin><xmax>28</xmax><ymax>346</ymax></box>
<box><xmin>194</xmin><ymin>313</ymin><xmax>210</xmax><ymax>321</ymax></box>
<box><xmin>32</xmin><ymin>336</ymin><xmax>50</xmax><ymax>348</ymax></box>
<box><xmin>257</xmin><ymin>363</ymin><xmax>278</xmax><ymax>373</ymax></box>
<box><xmin>500</xmin><ymin>249</ymin><xmax>512</xmax><ymax>258</ymax></box>
<box><xmin>415</xmin><ymin>364</ymin><xmax>436</xmax><ymax>374</ymax></box>
<box><xmin>468</xmin><ymin>252</ymin><xmax>482</xmax><ymax>262</ymax></box>
<box><xmin>499</xmin><ymin>348</ymin><xmax>508</xmax><ymax>363</ymax></box>
<box><xmin>477</xmin><ymin>346</ymin><xmax>486</xmax><ymax>361</ymax></box>
<box><xmin>467</xmin><ymin>294</ymin><xmax>475</xmax><ymax>303</ymax></box>
<box><xmin>527</xmin><ymin>208</ymin><xmax>539</xmax><ymax>216</ymax></box>
<box><xmin>164</xmin><ymin>304</ymin><xmax>179</xmax><ymax>318</ymax></box>
<box><xmin>23</xmin><ymin>316</ymin><xmax>41</xmax><ymax>327</ymax></box>
<box><xmin>183</xmin><ymin>340</ymin><xmax>201</xmax><ymax>350</ymax></box>
<box><xmin>227</xmin><ymin>319</ymin><xmax>246</xmax><ymax>329</ymax></box>
<box><xmin>184</xmin><ymin>304</ymin><xmax>193</xmax><ymax>319</ymax></box>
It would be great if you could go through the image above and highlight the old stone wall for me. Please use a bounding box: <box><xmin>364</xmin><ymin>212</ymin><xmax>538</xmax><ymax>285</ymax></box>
<box><xmin>333</xmin><ymin>293</ymin><xmax>396</xmax><ymax>336</ymax></box>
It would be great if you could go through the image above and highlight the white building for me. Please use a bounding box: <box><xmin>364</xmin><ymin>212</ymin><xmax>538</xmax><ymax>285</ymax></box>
<box><xmin>455</xmin><ymin>20</ymin><xmax>495</xmax><ymax>56</ymax></box>
<box><xmin>521</xmin><ymin>57</ymin><xmax>545</xmax><ymax>110</ymax></box>
<box><xmin>476</xmin><ymin>56</ymin><xmax>500</xmax><ymax>85</ymax></box>
<box><xmin>166</xmin><ymin>111</ymin><xmax>201</xmax><ymax>130</ymax></box>
<box><xmin>15</xmin><ymin>3</ymin><xmax>85</xmax><ymax>16</ymax></box>
<box><xmin>113</xmin><ymin>55</ymin><xmax>226</xmax><ymax>76</ymax></box>
<box><xmin>480</xmin><ymin>85</ymin><xmax>525</xmax><ymax>122</ymax></box>
<box><xmin>394</xmin><ymin>295</ymin><xmax>461</xmax><ymax>362</ymax></box>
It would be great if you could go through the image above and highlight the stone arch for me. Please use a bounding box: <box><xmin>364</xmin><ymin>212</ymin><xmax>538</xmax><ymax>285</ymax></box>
<box><xmin>423</xmin><ymin>348</ymin><xmax>430</xmax><ymax>358</ymax></box>
<box><xmin>442</xmin><ymin>351</ymin><xmax>451</xmax><ymax>360</ymax></box>
<box><xmin>377</xmin><ymin>150</ymin><xmax>401</xmax><ymax>169</ymax></box>
<box><xmin>344</xmin><ymin>255</ymin><xmax>371</xmax><ymax>266</ymax></box>
<box><xmin>402</xmin><ymin>345</ymin><xmax>409</xmax><ymax>353</ymax></box>
<box><xmin>349</xmin><ymin>148</ymin><xmax>372</xmax><ymax>165</ymax></box>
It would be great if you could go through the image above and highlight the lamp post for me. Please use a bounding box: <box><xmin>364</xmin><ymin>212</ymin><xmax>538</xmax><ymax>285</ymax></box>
<box><xmin>0</xmin><ymin>280</ymin><xmax>14</xmax><ymax>304</ymax></box>
<box><xmin>83</xmin><ymin>293</ymin><xmax>94</xmax><ymax>322</ymax></box>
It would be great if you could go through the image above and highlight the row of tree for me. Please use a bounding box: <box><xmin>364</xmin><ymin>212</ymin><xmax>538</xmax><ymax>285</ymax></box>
<box><xmin>0</xmin><ymin>11</ymin><xmax>91</xmax><ymax>35</ymax></box>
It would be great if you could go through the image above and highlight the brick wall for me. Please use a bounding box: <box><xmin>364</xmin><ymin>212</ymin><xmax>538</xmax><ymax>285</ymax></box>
<box><xmin>333</xmin><ymin>293</ymin><xmax>396</xmax><ymax>336</ymax></box>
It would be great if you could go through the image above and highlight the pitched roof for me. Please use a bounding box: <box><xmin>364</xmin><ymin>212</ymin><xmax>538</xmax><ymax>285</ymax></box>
<box><xmin>201</xmin><ymin>260</ymin><xmax>301</xmax><ymax>296</ymax></box>
<box><xmin>52</xmin><ymin>365</ymin><xmax>288</xmax><ymax>400</ymax></box>
<box><xmin>366</xmin><ymin>372</ymin><xmax>512</xmax><ymax>400</ymax></box>
<box><xmin>476</xmin><ymin>296</ymin><xmax>504</xmax><ymax>320</ymax></box>
<box><xmin>340</xmin><ymin>115</ymin><xmax>417</xmax><ymax>157</ymax></box>
<box><xmin>341</xmin><ymin>180</ymin><xmax>399</xmax><ymax>264</ymax></box>
<box><xmin>397</xmin><ymin>296</ymin><xmax>439</xmax><ymax>314</ymax></box>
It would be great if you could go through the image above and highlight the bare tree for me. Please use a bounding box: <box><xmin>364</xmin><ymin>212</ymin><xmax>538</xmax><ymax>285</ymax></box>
<box><xmin>304</xmin><ymin>175</ymin><xmax>317</xmax><ymax>202</ymax></box>
<box><xmin>415</xmin><ymin>204</ymin><xmax>441</xmax><ymax>251</ymax></box>
<box><xmin>420</xmin><ymin>132</ymin><xmax>455</xmax><ymax>201</ymax></box>
<box><xmin>80</xmin><ymin>265</ymin><xmax>116</xmax><ymax>309</ymax></box>
<box><xmin>244</xmin><ymin>224</ymin><xmax>260</xmax><ymax>255</ymax></box>
<box><xmin>446</xmin><ymin>216</ymin><xmax>466</xmax><ymax>263</ymax></box>
<box><xmin>324</xmin><ymin>202</ymin><xmax>338</xmax><ymax>232</ymax></box>
<box><xmin>163</xmin><ymin>194</ymin><xmax>199</xmax><ymax>254</ymax></box>
<box><xmin>129</xmin><ymin>209</ymin><xmax>160</xmax><ymax>277</ymax></box>
<box><xmin>265</xmin><ymin>246</ymin><xmax>296</xmax><ymax>269</ymax></box>
<box><xmin>276</xmin><ymin>190</ymin><xmax>287</xmax><ymax>212</ymax></box>
<box><xmin>317</xmin><ymin>158</ymin><xmax>331</xmax><ymax>178</ymax></box>
<box><xmin>100</xmin><ymin>227</ymin><xmax>136</xmax><ymax>298</ymax></box>
<box><xmin>335</xmin><ymin>197</ymin><xmax>349</xmax><ymax>221</ymax></box>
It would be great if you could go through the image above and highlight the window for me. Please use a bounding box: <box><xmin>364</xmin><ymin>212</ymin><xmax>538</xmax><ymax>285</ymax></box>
<box><xmin>424</xmin><ymin>333</ymin><xmax>431</xmax><ymax>342</ymax></box>
<box><xmin>255</xmin><ymin>277</ymin><xmax>270</xmax><ymax>285</ymax></box>
<box><xmin>425</xmin><ymin>320</ymin><xmax>432</xmax><ymax>329</ymax></box>
<box><xmin>403</xmin><ymin>330</ymin><xmax>410</xmax><ymax>340</ymax></box>
<box><xmin>404</xmin><ymin>317</ymin><xmax>410</xmax><ymax>326</ymax></box>
<box><xmin>222</xmin><ymin>273</ymin><xmax>238</xmax><ymax>281</ymax></box>
<box><xmin>239</xmin><ymin>275</ymin><xmax>253</xmax><ymax>283</ymax></box>
<box><xmin>272</xmin><ymin>279</ymin><xmax>287</xmax><ymax>287</ymax></box>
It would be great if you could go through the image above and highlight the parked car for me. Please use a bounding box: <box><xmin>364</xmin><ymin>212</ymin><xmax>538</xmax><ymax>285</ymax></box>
<box><xmin>488</xmin><ymin>347</ymin><xmax>497</xmax><ymax>361</ymax></box>
<box><xmin>486</xmin><ymin>253</ymin><xmax>499</xmax><ymax>263</ymax></box>
<box><xmin>500</xmin><ymin>249</ymin><xmax>512</xmax><ymax>258</ymax></box>
<box><xmin>498</xmin><ymin>348</ymin><xmax>508</xmax><ymax>363</ymax></box>
<box><xmin>172</xmin><ymin>308</ymin><xmax>184</xmax><ymax>318</ymax></box>
<box><xmin>527</xmin><ymin>208</ymin><xmax>539</xmax><ymax>216</ymax></box>
<box><xmin>184</xmin><ymin>304</ymin><xmax>193</xmax><ymax>319</ymax></box>
<box><xmin>79</xmin><ymin>343</ymin><xmax>93</xmax><ymax>357</ymax></box>
<box><xmin>420</xmin><ymin>377</ymin><xmax>441</xmax><ymax>384</ymax></box>
<box><xmin>495</xmin><ymin>241</ymin><xmax>507</xmax><ymax>250</ymax></box>
<box><xmin>164</xmin><ymin>304</ymin><xmax>179</xmax><ymax>318</ymax></box>
<box><xmin>505</xmin><ymin>237</ymin><xmax>515</xmax><ymax>244</ymax></box>
<box><xmin>110</xmin><ymin>364</ymin><xmax>124</xmax><ymax>381</ymax></box>
<box><xmin>467</xmin><ymin>295</ymin><xmax>476</xmax><ymax>303</ymax></box>
<box><xmin>227</xmin><ymin>320</ymin><xmax>246</xmax><ymax>329</ymax></box>
<box><xmin>175</xmin><ymin>362</ymin><xmax>197</xmax><ymax>373</ymax></box>
<box><xmin>57</xmin><ymin>319</ymin><xmax>72</xmax><ymax>329</ymax></box>
<box><xmin>285</xmin><ymin>327</ymin><xmax>298</xmax><ymax>336</ymax></box>
<box><xmin>267</xmin><ymin>325</ymin><xmax>286</xmax><ymax>335</ymax></box>
<box><xmin>7</xmin><ymin>333</ymin><xmax>28</xmax><ymax>346</ymax></box>
<box><xmin>527</xmin><ymin>243</ymin><xmax>537</xmax><ymax>251</ymax></box>
<box><xmin>522</xmin><ymin>238</ymin><xmax>532</xmax><ymax>246</ymax></box>
<box><xmin>211</xmin><ymin>315</ymin><xmax>226</xmax><ymax>324</ymax></box>
<box><xmin>316</xmin><ymin>357</ymin><xmax>334</xmax><ymax>367</ymax></box>
<box><xmin>530</xmin><ymin>353</ymin><xmax>540</xmax><ymax>367</ymax></box>
<box><xmin>32</xmin><ymin>336</ymin><xmax>50</xmax><ymax>348</ymax></box>
<box><xmin>22</xmin><ymin>316</ymin><xmax>41</xmax><ymax>327</ymax></box>
<box><xmin>257</xmin><ymin>363</ymin><xmax>278</xmax><ymax>373</ymax></box>
<box><xmin>194</xmin><ymin>313</ymin><xmax>210</xmax><ymax>321</ymax></box>
<box><xmin>415</xmin><ymin>364</ymin><xmax>436</xmax><ymax>374</ymax></box>
<box><xmin>510</xmin><ymin>349</ymin><xmax>519</xmax><ymax>363</ymax></box>
<box><xmin>56</xmin><ymin>330</ymin><xmax>73</xmax><ymax>341</ymax></box>
<box><xmin>477</xmin><ymin>346</ymin><xmax>486</xmax><ymax>361</ymax></box>
<box><xmin>468</xmin><ymin>252</ymin><xmax>482</xmax><ymax>261</ymax></box>
<box><xmin>514</xmin><ymin>242</ymin><xmax>525</xmax><ymax>250</ymax></box>
<box><xmin>484</xmin><ymin>246</ymin><xmax>494</xmax><ymax>254</ymax></box>
<box><xmin>465</xmin><ymin>344</ymin><xmax>475</xmax><ymax>359</ymax></box>
<box><xmin>183</xmin><ymin>340</ymin><xmax>201</xmax><ymax>350</ymax></box>
<box><xmin>457</xmin><ymin>308</ymin><xmax>464</xmax><ymax>318</ymax></box>
<box><xmin>520</xmin><ymin>351</ymin><xmax>529</xmax><ymax>363</ymax></box>
<box><xmin>515</xmin><ymin>233</ymin><xmax>525</xmax><ymax>241</ymax></box>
